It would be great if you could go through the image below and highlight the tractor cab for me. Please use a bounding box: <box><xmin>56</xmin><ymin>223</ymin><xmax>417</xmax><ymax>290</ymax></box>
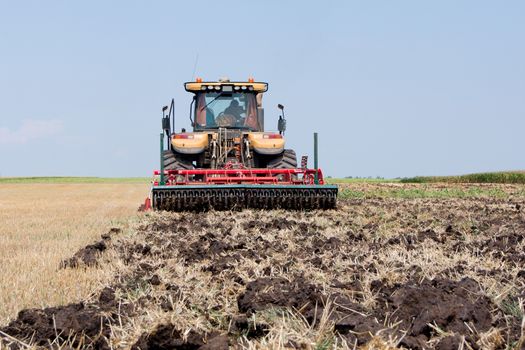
<box><xmin>185</xmin><ymin>79</ymin><xmax>268</xmax><ymax>131</ymax></box>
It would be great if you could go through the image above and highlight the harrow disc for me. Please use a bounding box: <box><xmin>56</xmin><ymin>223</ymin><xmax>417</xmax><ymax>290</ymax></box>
<box><xmin>151</xmin><ymin>185</ymin><xmax>337</xmax><ymax>211</ymax></box>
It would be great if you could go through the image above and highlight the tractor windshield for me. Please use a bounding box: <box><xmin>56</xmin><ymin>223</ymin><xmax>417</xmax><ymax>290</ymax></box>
<box><xmin>195</xmin><ymin>92</ymin><xmax>259</xmax><ymax>130</ymax></box>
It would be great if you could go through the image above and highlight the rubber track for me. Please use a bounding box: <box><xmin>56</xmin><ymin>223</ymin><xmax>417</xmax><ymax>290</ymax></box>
<box><xmin>152</xmin><ymin>187</ymin><xmax>337</xmax><ymax>211</ymax></box>
<box><xmin>268</xmin><ymin>149</ymin><xmax>297</xmax><ymax>169</ymax></box>
<box><xmin>163</xmin><ymin>150</ymin><xmax>193</xmax><ymax>170</ymax></box>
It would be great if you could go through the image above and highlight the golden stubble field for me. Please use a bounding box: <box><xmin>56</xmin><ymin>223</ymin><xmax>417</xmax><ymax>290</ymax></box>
<box><xmin>1</xmin><ymin>182</ymin><xmax>525</xmax><ymax>349</ymax></box>
<box><xmin>0</xmin><ymin>182</ymin><xmax>149</xmax><ymax>324</ymax></box>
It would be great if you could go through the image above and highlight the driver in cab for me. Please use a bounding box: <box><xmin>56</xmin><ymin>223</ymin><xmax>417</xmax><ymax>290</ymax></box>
<box><xmin>223</xmin><ymin>99</ymin><xmax>244</xmax><ymax>126</ymax></box>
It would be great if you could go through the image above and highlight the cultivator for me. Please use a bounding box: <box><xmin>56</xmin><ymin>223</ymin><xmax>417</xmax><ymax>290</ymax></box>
<box><xmin>150</xmin><ymin>168</ymin><xmax>338</xmax><ymax>211</ymax></box>
<box><xmin>143</xmin><ymin>77</ymin><xmax>338</xmax><ymax>211</ymax></box>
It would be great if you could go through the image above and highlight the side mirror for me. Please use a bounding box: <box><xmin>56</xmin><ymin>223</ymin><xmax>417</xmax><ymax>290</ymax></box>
<box><xmin>278</xmin><ymin>116</ymin><xmax>286</xmax><ymax>134</ymax></box>
<box><xmin>162</xmin><ymin>116</ymin><xmax>170</xmax><ymax>131</ymax></box>
<box><xmin>277</xmin><ymin>104</ymin><xmax>286</xmax><ymax>135</ymax></box>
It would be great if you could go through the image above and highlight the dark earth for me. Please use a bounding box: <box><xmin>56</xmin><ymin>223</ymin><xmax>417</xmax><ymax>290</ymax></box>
<box><xmin>1</xmin><ymin>188</ymin><xmax>525</xmax><ymax>349</ymax></box>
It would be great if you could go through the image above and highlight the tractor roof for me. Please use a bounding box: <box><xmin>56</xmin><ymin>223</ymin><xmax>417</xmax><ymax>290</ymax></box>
<box><xmin>185</xmin><ymin>79</ymin><xmax>268</xmax><ymax>93</ymax></box>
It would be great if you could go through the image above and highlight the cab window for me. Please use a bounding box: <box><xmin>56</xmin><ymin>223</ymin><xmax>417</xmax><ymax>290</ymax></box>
<box><xmin>195</xmin><ymin>92</ymin><xmax>259</xmax><ymax>130</ymax></box>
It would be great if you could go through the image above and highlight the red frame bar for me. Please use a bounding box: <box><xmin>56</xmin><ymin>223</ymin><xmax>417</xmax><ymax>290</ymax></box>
<box><xmin>153</xmin><ymin>168</ymin><xmax>325</xmax><ymax>186</ymax></box>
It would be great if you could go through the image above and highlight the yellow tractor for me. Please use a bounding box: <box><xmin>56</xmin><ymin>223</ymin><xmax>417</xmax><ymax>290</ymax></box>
<box><xmin>149</xmin><ymin>77</ymin><xmax>337</xmax><ymax>211</ymax></box>
<box><xmin>162</xmin><ymin>78</ymin><xmax>296</xmax><ymax>171</ymax></box>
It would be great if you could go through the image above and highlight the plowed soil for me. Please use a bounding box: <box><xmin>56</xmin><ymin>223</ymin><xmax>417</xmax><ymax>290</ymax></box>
<box><xmin>2</xmin><ymin>183</ymin><xmax>525</xmax><ymax>349</ymax></box>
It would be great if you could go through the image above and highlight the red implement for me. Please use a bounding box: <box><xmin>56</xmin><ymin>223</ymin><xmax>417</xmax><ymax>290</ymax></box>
<box><xmin>153</xmin><ymin>168</ymin><xmax>326</xmax><ymax>186</ymax></box>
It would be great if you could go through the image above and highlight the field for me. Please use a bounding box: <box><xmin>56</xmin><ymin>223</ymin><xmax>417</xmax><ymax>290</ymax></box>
<box><xmin>1</xmin><ymin>180</ymin><xmax>525</xmax><ymax>349</ymax></box>
<box><xmin>401</xmin><ymin>172</ymin><xmax>525</xmax><ymax>184</ymax></box>
<box><xmin>0</xmin><ymin>180</ymin><xmax>149</xmax><ymax>325</ymax></box>
<box><xmin>0</xmin><ymin>177</ymin><xmax>150</xmax><ymax>184</ymax></box>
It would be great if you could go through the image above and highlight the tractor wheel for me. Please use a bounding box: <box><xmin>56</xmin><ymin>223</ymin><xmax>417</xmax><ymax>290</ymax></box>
<box><xmin>267</xmin><ymin>149</ymin><xmax>297</xmax><ymax>169</ymax></box>
<box><xmin>163</xmin><ymin>150</ymin><xmax>194</xmax><ymax>170</ymax></box>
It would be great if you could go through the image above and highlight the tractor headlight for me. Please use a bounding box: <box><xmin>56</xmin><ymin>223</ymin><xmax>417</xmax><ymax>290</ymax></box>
<box><xmin>263</xmin><ymin>134</ymin><xmax>283</xmax><ymax>139</ymax></box>
<box><xmin>174</xmin><ymin>134</ymin><xmax>194</xmax><ymax>139</ymax></box>
<box><xmin>234</xmin><ymin>86</ymin><xmax>240</xmax><ymax>91</ymax></box>
<box><xmin>241</xmin><ymin>85</ymin><xmax>247</xmax><ymax>90</ymax></box>
<box><xmin>214</xmin><ymin>85</ymin><xmax>221</xmax><ymax>91</ymax></box>
<box><xmin>201</xmin><ymin>85</ymin><xmax>207</xmax><ymax>90</ymax></box>
<box><xmin>207</xmin><ymin>85</ymin><xmax>214</xmax><ymax>90</ymax></box>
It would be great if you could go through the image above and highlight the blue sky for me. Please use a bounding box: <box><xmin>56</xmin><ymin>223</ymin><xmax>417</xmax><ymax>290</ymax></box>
<box><xmin>0</xmin><ymin>1</ymin><xmax>524</xmax><ymax>178</ymax></box>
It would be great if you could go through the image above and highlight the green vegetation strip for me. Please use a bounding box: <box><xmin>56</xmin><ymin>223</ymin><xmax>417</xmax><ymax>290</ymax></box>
<box><xmin>339</xmin><ymin>186</ymin><xmax>511</xmax><ymax>199</ymax></box>
<box><xmin>402</xmin><ymin>172</ymin><xmax>525</xmax><ymax>184</ymax></box>
<box><xmin>0</xmin><ymin>177</ymin><xmax>150</xmax><ymax>184</ymax></box>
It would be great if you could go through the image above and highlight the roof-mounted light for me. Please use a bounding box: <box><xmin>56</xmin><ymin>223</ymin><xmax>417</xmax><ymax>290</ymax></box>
<box><xmin>184</xmin><ymin>81</ymin><xmax>268</xmax><ymax>93</ymax></box>
<box><xmin>196</xmin><ymin>77</ymin><xmax>202</xmax><ymax>83</ymax></box>
<box><xmin>248</xmin><ymin>77</ymin><xmax>254</xmax><ymax>83</ymax></box>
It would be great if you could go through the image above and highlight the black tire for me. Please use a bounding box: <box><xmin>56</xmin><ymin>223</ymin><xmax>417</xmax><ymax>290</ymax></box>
<box><xmin>267</xmin><ymin>149</ymin><xmax>297</xmax><ymax>169</ymax></box>
<box><xmin>163</xmin><ymin>150</ymin><xmax>194</xmax><ymax>170</ymax></box>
